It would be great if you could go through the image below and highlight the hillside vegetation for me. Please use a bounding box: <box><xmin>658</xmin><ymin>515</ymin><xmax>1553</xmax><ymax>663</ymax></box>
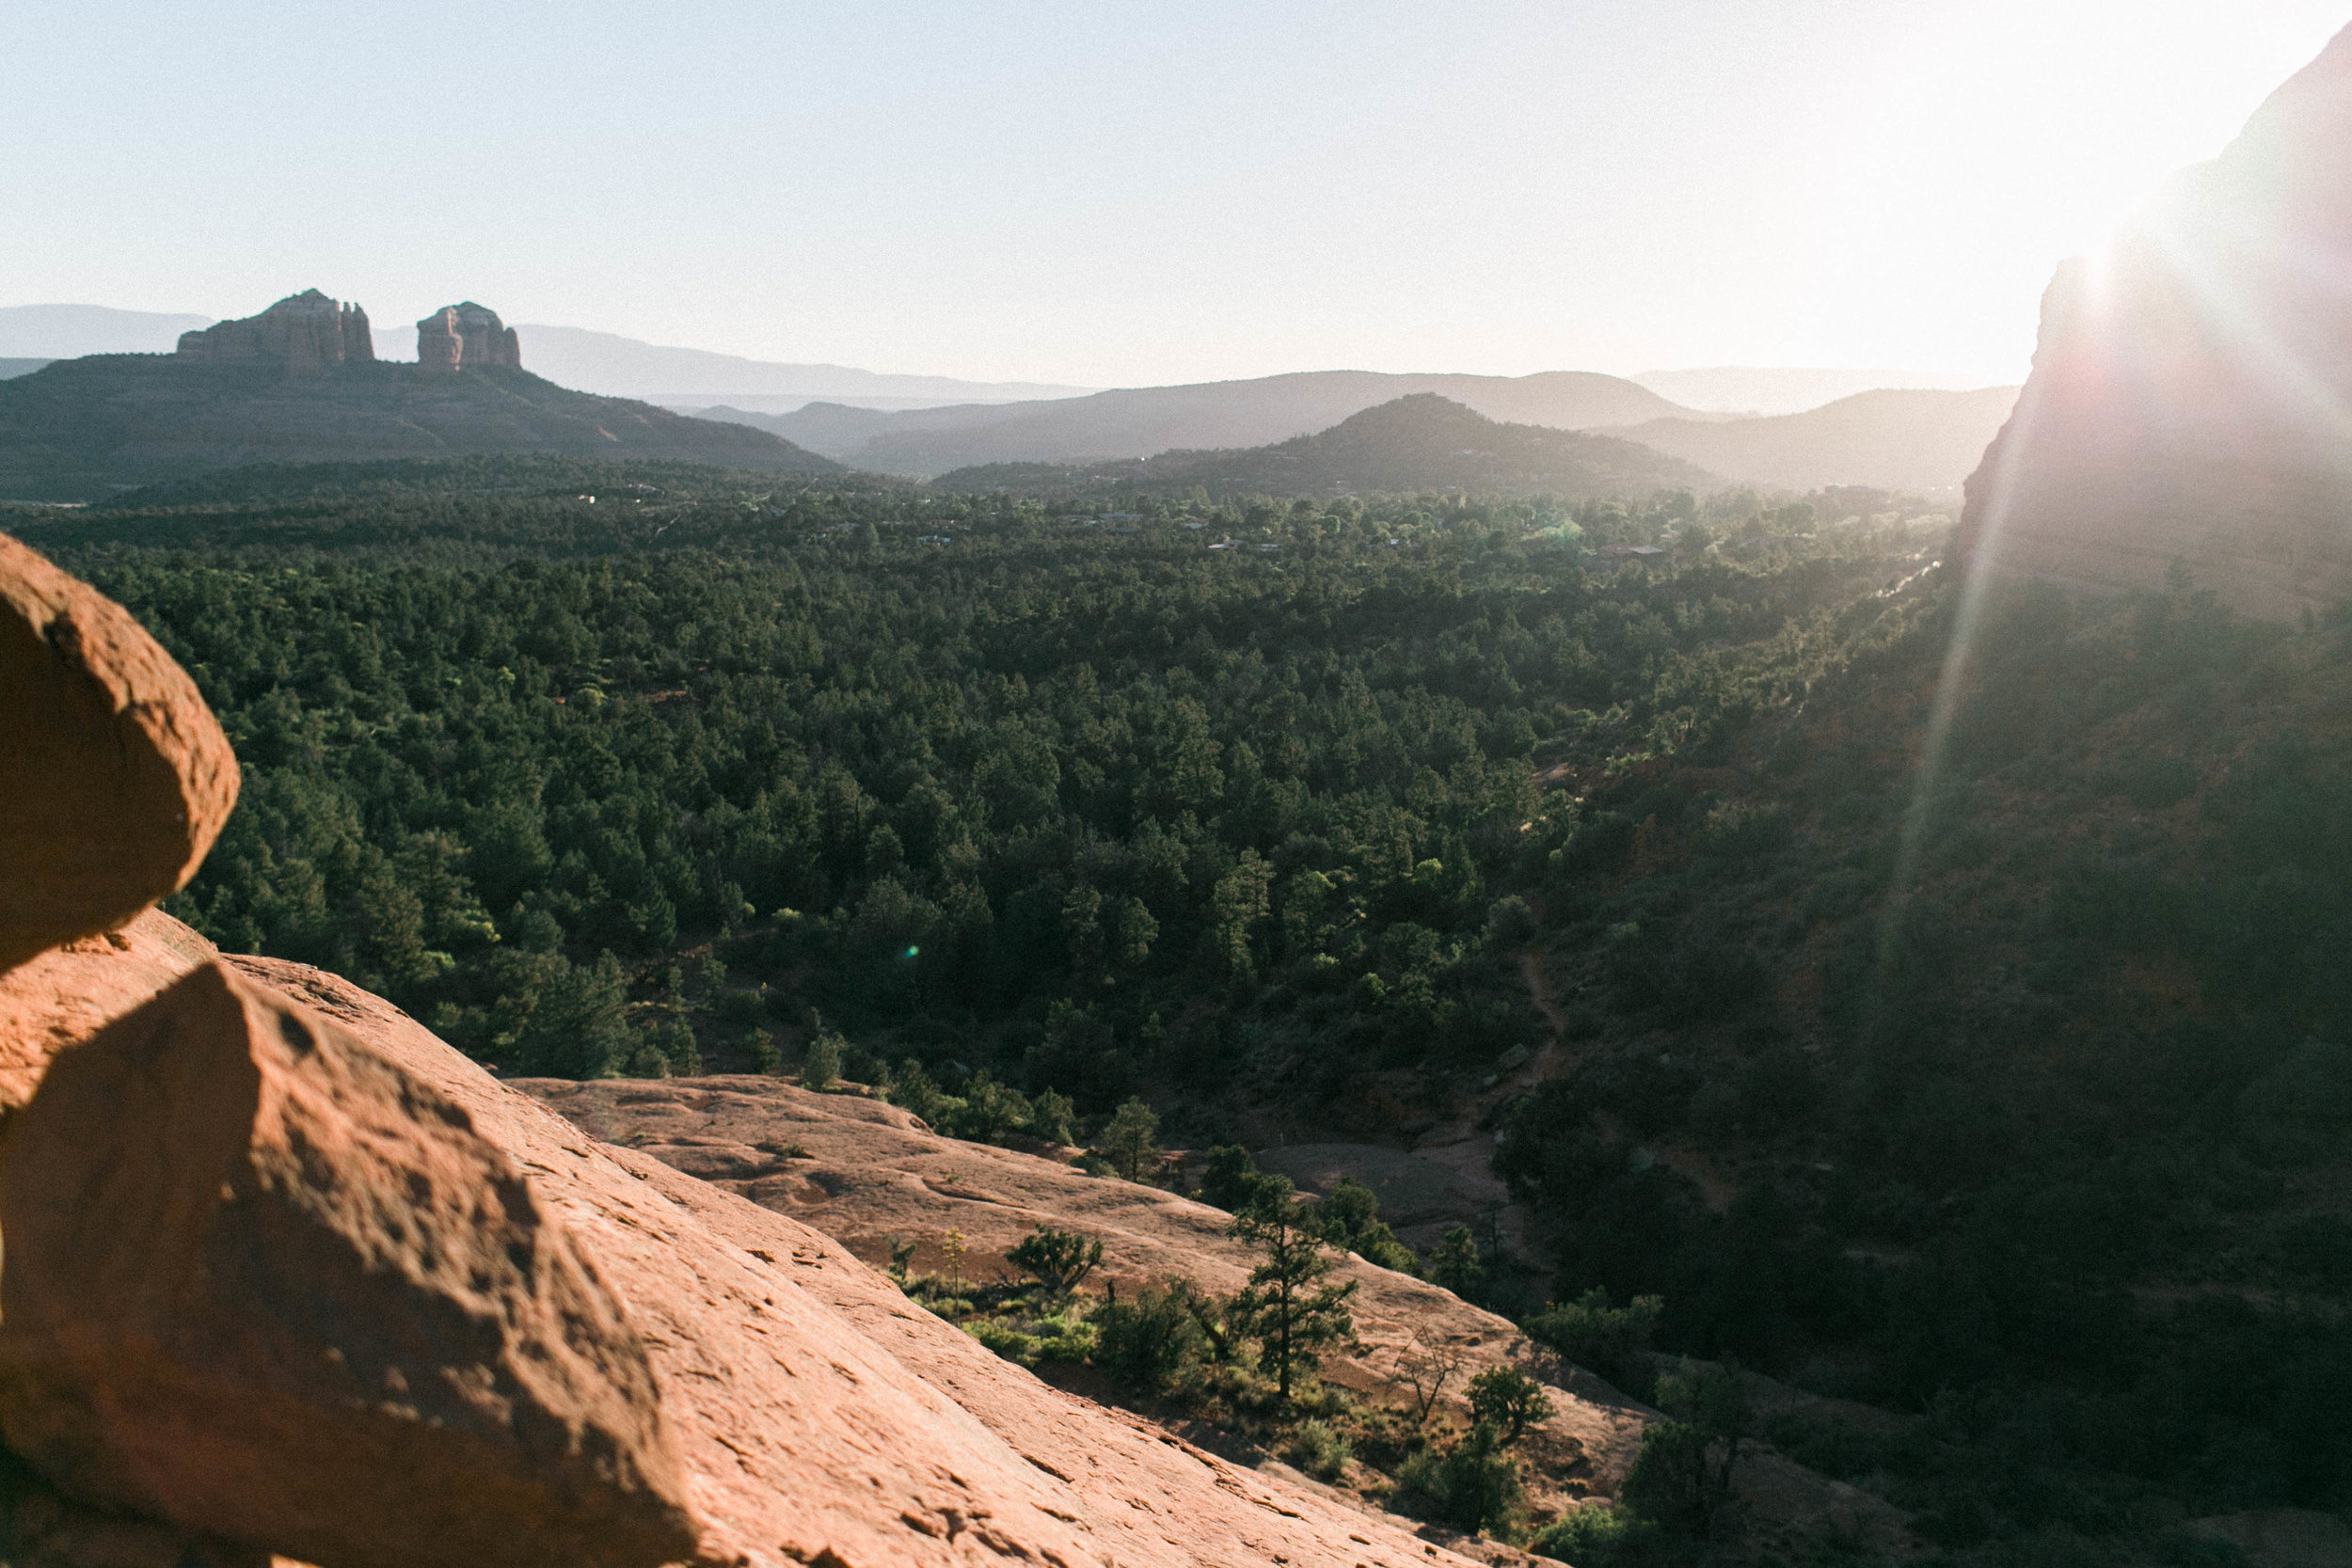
<box><xmin>1497</xmin><ymin>567</ymin><xmax>2352</xmax><ymax>1556</ymax></box>
<box><xmin>0</xmin><ymin>357</ymin><xmax>839</xmax><ymax>500</ymax></box>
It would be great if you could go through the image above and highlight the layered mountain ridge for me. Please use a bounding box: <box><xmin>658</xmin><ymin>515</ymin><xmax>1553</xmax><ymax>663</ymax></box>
<box><xmin>935</xmin><ymin>392</ymin><xmax>1719</xmax><ymax>499</ymax></box>
<box><xmin>744</xmin><ymin>369</ymin><xmax>1705</xmax><ymax>478</ymax></box>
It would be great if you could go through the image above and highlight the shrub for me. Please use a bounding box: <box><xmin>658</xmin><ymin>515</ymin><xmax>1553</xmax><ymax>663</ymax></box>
<box><xmin>945</xmin><ymin>1070</ymin><xmax>1031</xmax><ymax>1142</ymax></box>
<box><xmin>1316</xmin><ymin>1177</ymin><xmax>1418</xmax><ymax>1273</ymax></box>
<box><xmin>1525</xmin><ymin>1289</ymin><xmax>1662</xmax><ymax>1397</ymax></box>
<box><xmin>1007</xmin><ymin>1226</ymin><xmax>1104</xmax><ymax>1300</ymax></box>
<box><xmin>1396</xmin><ymin>1421</ymin><xmax>1524</xmax><ymax>1538</ymax></box>
<box><xmin>645</xmin><ymin>1018</ymin><xmax>701</xmax><ymax>1076</ymax></box>
<box><xmin>1199</xmin><ymin>1144</ymin><xmax>1269</xmax><ymax>1211</ymax></box>
<box><xmin>801</xmin><ymin>1027</ymin><xmax>843</xmax><ymax>1091</ymax></box>
<box><xmin>1282</xmin><ymin>1418</ymin><xmax>1351</xmax><ymax>1481</ymax></box>
<box><xmin>966</xmin><ymin>1319</ymin><xmax>1037</xmax><ymax>1362</ymax></box>
<box><xmin>1531</xmin><ymin>1504</ymin><xmax>1663</xmax><ymax>1567</ymax></box>
<box><xmin>1391</xmin><ymin>1330</ymin><xmax>1466</xmax><ymax>1426</ymax></box>
<box><xmin>1618</xmin><ymin>1360</ymin><xmax>1750</xmax><ymax>1532</ymax></box>
<box><xmin>1424</xmin><ymin>1226</ymin><xmax>1486</xmax><ymax>1300</ymax></box>
<box><xmin>1091</xmin><ymin>1278</ymin><xmax>1211</xmax><ymax>1395</ymax></box>
<box><xmin>882</xmin><ymin>1058</ymin><xmax>952</xmax><ymax>1124</ymax></box>
<box><xmin>1467</xmin><ymin>1367</ymin><xmax>1554</xmax><ymax>1443</ymax></box>
<box><xmin>1026</xmin><ymin>1086</ymin><xmax>1079</xmax><ymax>1146</ymax></box>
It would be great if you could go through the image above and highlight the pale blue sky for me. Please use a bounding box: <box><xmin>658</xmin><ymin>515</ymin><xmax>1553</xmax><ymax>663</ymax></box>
<box><xmin>4</xmin><ymin>1</ymin><xmax>2344</xmax><ymax>385</ymax></box>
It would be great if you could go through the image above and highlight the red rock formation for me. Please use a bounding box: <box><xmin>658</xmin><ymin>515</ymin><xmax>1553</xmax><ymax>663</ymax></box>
<box><xmin>414</xmin><ymin>304</ymin><xmax>521</xmax><ymax>373</ymax></box>
<box><xmin>0</xmin><ymin>534</ymin><xmax>239</xmax><ymax>975</ymax></box>
<box><xmin>0</xmin><ymin>962</ymin><xmax>698</xmax><ymax>1568</ymax></box>
<box><xmin>1959</xmin><ymin>25</ymin><xmax>2352</xmax><ymax>619</ymax></box>
<box><xmin>173</xmin><ymin>292</ymin><xmax>373</xmax><ymax>376</ymax></box>
<box><xmin>246</xmin><ymin>957</ymin><xmax>1486</xmax><ymax>1568</ymax></box>
<box><xmin>0</xmin><ymin>907</ymin><xmax>216</xmax><ymax>1121</ymax></box>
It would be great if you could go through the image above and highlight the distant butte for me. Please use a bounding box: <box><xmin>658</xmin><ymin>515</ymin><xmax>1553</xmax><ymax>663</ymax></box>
<box><xmin>417</xmin><ymin>302</ymin><xmax>521</xmax><ymax>372</ymax></box>
<box><xmin>174</xmin><ymin>289</ymin><xmax>373</xmax><ymax>376</ymax></box>
<box><xmin>1960</xmin><ymin>24</ymin><xmax>2352</xmax><ymax>619</ymax></box>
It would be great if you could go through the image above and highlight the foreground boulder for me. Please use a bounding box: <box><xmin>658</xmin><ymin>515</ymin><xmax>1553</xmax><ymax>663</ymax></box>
<box><xmin>0</xmin><ymin>962</ymin><xmax>697</xmax><ymax>1568</ymax></box>
<box><xmin>0</xmin><ymin>907</ymin><xmax>218</xmax><ymax>1122</ymax></box>
<box><xmin>0</xmin><ymin>533</ymin><xmax>239</xmax><ymax>974</ymax></box>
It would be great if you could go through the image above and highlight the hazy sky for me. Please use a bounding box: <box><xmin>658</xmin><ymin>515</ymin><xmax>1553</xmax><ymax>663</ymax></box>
<box><xmin>5</xmin><ymin>2</ymin><xmax>2344</xmax><ymax>386</ymax></box>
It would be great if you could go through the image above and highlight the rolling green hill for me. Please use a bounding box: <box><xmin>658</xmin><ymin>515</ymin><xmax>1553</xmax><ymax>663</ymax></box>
<box><xmin>934</xmin><ymin>393</ymin><xmax>1717</xmax><ymax>499</ymax></box>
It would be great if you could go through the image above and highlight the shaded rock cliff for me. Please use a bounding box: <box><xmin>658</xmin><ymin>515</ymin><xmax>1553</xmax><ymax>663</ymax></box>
<box><xmin>1960</xmin><ymin>24</ymin><xmax>2352</xmax><ymax>618</ymax></box>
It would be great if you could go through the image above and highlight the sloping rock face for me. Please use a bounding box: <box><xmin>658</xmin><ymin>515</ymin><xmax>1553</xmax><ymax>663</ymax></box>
<box><xmin>1959</xmin><ymin>25</ymin><xmax>2352</xmax><ymax>618</ymax></box>
<box><xmin>249</xmin><ymin>961</ymin><xmax>1484</xmax><ymax>1567</ymax></box>
<box><xmin>521</xmin><ymin>1077</ymin><xmax>1633</xmax><ymax>1449</ymax></box>
<box><xmin>415</xmin><ymin>304</ymin><xmax>521</xmax><ymax>373</ymax></box>
<box><xmin>0</xmin><ymin>962</ymin><xmax>698</xmax><ymax>1568</ymax></box>
<box><xmin>516</xmin><ymin>1077</ymin><xmax>1913</xmax><ymax>1552</ymax></box>
<box><xmin>0</xmin><ymin>534</ymin><xmax>238</xmax><ymax>974</ymax></box>
<box><xmin>174</xmin><ymin>292</ymin><xmax>373</xmax><ymax>376</ymax></box>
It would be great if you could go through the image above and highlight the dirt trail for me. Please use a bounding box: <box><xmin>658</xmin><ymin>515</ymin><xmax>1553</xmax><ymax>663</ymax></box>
<box><xmin>1519</xmin><ymin>950</ymin><xmax>1567</xmax><ymax>1035</ymax></box>
<box><xmin>1592</xmin><ymin>1112</ymin><xmax>1739</xmax><ymax>1216</ymax></box>
<box><xmin>1405</xmin><ymin>949</ymin><xmax>1579</xmax><ymax>1261</ymax></box>
<box><xmin>1514</xmin><ymin>953</ymin><xmax>1740</xmax><ymax>1218</ymax></box>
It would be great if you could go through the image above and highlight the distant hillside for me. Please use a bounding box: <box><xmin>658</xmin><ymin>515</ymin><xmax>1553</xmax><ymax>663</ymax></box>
<box><xmin>0</xmin><ymin>359</ymin><xmax>53</xmax><ymax>381</ymax></box>
<box><xmin>933</xmin><ymin>393</ymin><xmax>1717</xmax><ymax>499</ymax></box>
<box><xmin>0</xmin><ymin>356</ymin><xmax>841</xmax><ymax>500</ymax></box>
<box><xmin>1607</xmin><ymin>386</ymin><xmax>2019</xmax><ymax>492</ymax></box>
<box><xmin>1630</xmin><ymin>365</ymin><xmax>2004</xmax><ymax>415</ymax></box>
<box><xmin>0</xmin><ymin>304</ymin><xmax>214</xmax><ymax>356</ymax></box>
<box><xmin>402</xmin><ymin>324</ymin><xmax>1094</xmax><ymax>405</ymax></box>
<box><xmin>725</xmin><ymin>369</ymin><xmax>1703</xmax><ymax>478</ymax></box>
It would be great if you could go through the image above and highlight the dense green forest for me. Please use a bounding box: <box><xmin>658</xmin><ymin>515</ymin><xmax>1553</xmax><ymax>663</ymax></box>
<box><xmin>11</xmin><ymin>455</ymin><xmax>2346</xmax><ymax>1564</ymax></box>
<box><xmin>24</xmin><ymin>460</ymin><xmax>1906</xmax><ymax>1119</ymax></box>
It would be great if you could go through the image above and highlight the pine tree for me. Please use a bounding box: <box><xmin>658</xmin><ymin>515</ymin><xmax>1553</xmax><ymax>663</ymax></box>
<box><xmin>1227</xmin><ymin>1177</ymin><xmax>1358</xmax><ymax>1401</ymax></box>
<box><xmin>1101</xmin><ymin>1097</ymin><xmax>1161</xmax><ymax>1182</ymax></box>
